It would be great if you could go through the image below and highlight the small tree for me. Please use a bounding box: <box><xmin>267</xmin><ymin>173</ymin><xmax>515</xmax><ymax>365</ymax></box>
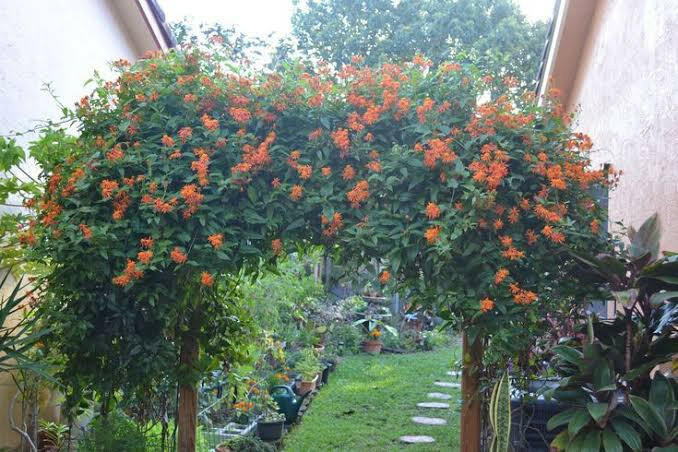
<box><xmin>13</xmin><ymin>47</ymin><xmax>612</xmax><ymax>451</ymax></box>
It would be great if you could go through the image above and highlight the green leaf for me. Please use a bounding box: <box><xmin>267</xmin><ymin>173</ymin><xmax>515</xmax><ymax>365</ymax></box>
<box><xmin>593</xmin><ymin>362</ymin><xmax>616</xmax><ymax>392</ymax></box>
<box><xmin>569</xmin><ymin>409</ymin><xmax>592</xmax><ymax>438</ymax></box>
<box><xmin>601</xmin><ymin>428</ymin><xmax>623</xmax><ymax>452</ymax></box>
<box><xmin>550</xmin><ymin>430</ymin><xmax>569</xmax><ymax>450</ymax></box>
<box><xmin>629</xmin><ymin>395</ymin><xmax>668</xmax><ymax>439</ymax></box>
<box><xmin>611</xmin><ymin>419</ymin><xmax>642</xmax><ymax>451</ymax></box>
<box><xmin>547</xmin><ymin>408</ymin><xmax>578</xmax><ymax>431</ymax></box>
<box><xmin>587</xmin><ymin>403</ymin><xmax>609</xmax><ymax>423</ymax></box>
<box><xmin>582</xmin><ymin>429</ymin><xmax>601</xmax><ymax>451</ymax></box>
<box><xmin>553</xmin><ymin>345</ymin><xmax>583</xmax><ymax>367</ymax></box>
<box><xmin>649</xmin><ymin>291</ymin><xmax>678</xmax><ymax>306</ymax></box>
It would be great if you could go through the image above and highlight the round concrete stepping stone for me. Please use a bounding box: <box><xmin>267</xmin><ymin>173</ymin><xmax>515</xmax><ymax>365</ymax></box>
<box><xmin>400</xmin><ymin>435</ymin><xmax>436</xmax><ymax>444</ymax></box>
<box><xmin>434</xmin><ymin>381</ymin><xmax>461</xmax><ymax>388</ymax></box>
<box><xmin>412</xmin><ymin>416</ymin><xmax>447</xmax><ymax>425</ymax></box>
<box><xmin>428</xmin><ymin>392</ymin><xmax>453</xmax><ymax>400</ymax></box>
<box><xmin>447</xmin><ymin>370</ymin><xmax>460</xmax><ymax>377</ymax></box>
<box><xmin>417</xmin><ymin>402</ymin><xmax>450</xmax><ymax>409</ymax></box>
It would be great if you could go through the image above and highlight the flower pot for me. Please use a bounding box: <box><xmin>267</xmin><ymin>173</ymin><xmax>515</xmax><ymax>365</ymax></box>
<box><xmin>257</xmin><ymin>419</ymin><xmax>285</xmax><ymax>441</ymax></box>
<box><xmin>296</xmin><ymin>375</ymin><xmax>318</xmax><ymax>396</ymax></box>
<box><xmin>321</xmin><ymin>365</ymin><xmax>330</xmax><ymax>384</ymax></box>
<box><xmin>363</xmin><ymin>339</ymin><xmax>382</xmax><ymax>354</ymax></box>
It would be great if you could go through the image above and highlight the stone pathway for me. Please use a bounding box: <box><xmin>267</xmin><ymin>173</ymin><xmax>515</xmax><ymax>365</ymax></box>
<box><xmin>399</xmin><ymin>369</ymin><xmax>459</xmax><ymax>445</ymax></box>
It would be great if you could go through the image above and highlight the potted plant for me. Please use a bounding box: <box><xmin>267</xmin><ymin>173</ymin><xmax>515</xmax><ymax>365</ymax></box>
<box><xmin>295</xmin><ymin>348</ymin><xmax>321</xmax><ymax>395</ymax></box>
<box><xmin>256</xmin><ymin>409</ymin><xmax>286</xmax><ymax>442</ymax></box>
<box><xmin>353</xmin><ymin>307</ymin><xmax>398</xmax><ymax>355</ymax></box>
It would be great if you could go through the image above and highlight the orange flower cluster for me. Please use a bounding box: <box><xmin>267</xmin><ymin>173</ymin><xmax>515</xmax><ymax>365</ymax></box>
<box><xmin>106</xmin><ymin>144</ymin><xmax>124</xmax><ymax>161</ymax></box>
<box><xmin>321</xmin><ymin>166</ymin><xmax>331</xmax><ymax>176</ymax></box>
<box><xmin>308</xmin><ymin>128</ymin><xmax>323</xmax><ymax>140</ymax></box>
<box><xmin>534</xmin><ymin>204</ymin><xmax>561</xmax><ymax>223</ymax></box>
<box><xmin>229</xmin><ymin>107</ymin><xmax>251</xmax><ymax>124</ymax></box>
<box><xmin>494</xmin><ymin>268</ymin><xmax>509</xmax><ymax>285</ymax></box>
<box><xmin>191</xmin><ymin>148</ymin><xmax>210</xmax><ymax>186</ymax></box>
<box><xmin>509</xmin><ymin>283</ymin><xmax>538</xmax><ymax>305</ymax></box>
<box><xmin>541</xmin><ymin>225</ymin><xmax>566</xmax><ymax>244</ymax></box>
<box><xmin>502</xmin><ymin>246</ymin><xmax>525</xmax><ymax>261</ymax></box>
<box><xmin>422</xmin><ymin>138</ymin><xmax>456</xmax><ymax>169</ymax></box>
<box><xmin>365</xmin><ymin>160</ymin><xmax>381</xmax><ymax>172</ymax></box>
<box><xmin>425</xmin><ymin>202</ymin><xmax>441</xmax><ymax>220</ymax></box>
<box><xmin>232</xmin><ymin>131</ymin><xmax>275</xmax><ymax>175</ymax></box>
<box><xmin>61</xmin><ymin>168</ymin><xmax>85</xmax><ymax>197</ymax></box>
<box><xmin>180</xmin><ymin>184</ymin><xmax>204</xmax><ymax>218</ymax></box>
<box><xmin>424</xmin><ymin>226</ymin><xmax>441</xmax><ymax>244</ymax></box>
<box><xmin>208</xmin><ymin>233</ymin><xmax>223</xmax><ymax>248</ymax></box>
<box><xmin>271</xmin><ymin>238</ymin><xmax>282</xmax><ymax>255</ymax></box>
<box><xmin>416</xmin><ymin>98</ymin><xmax>434</xmax><ymax>123</ymax></box>
<box><xmin>200</xmin><ymin>271</ymin><xmax>214</xmax><ymax>286</ymax></box>
<box><xmin>379</xmin><ymin>270</ymin><xmax>390</xmax><ymax>284</ymax></box>
<box><xmin>140</xmin><ymin>237</ymin><xmax>154</xmax><ymax>248</ymax></box>
<box><xmin>201</xmin><ymin>113</ymin><xmax>219</xmax><ymax>132</ymax></box>
<box><xmin>171</xmin><ymin>247</ymin><xmax>188</xmax><ymax>264</ymax></box>
<box><xmin>290</xmin><ymin>184</ymin><xmax>303</xmax><ymax>201</ymax></box>
<box><xmin>100</xmin><ymin>180</ymin><xmax>119</xmax><ymax>199</ymax></box>
<box><xmin>233</xmin><ymin>400</ymin><xmax>254</xmax><ymax>412</ymax></box>
<box><xmin>112</xmin><ymin>259</ymin><xmax>143</xmax><ymax>287</ymax></box>
<box><xmin>137</xmin><ymin>250</ymin><xmax>153</xmax><ymax>264</ymax></box>
<box><xmin>342</xmin><ymin>165</ymin><xmax>356</xmax><ymax>180</ymax></box>
<box><xmin>112</xmin><ymin>191</ymin><xmax>131</xmax><ymax>220</ymax></box>
<box><xmin>178</xmin><ymin>127</ymin><xmax>192</xmax><ymax>143</ymax></box>
<box><xmin>469</xmin><ymin>144</ymin><xmax>509</xmax><ymax>189</ymax></box>
<box><xmin>331</xmin><ymin>128</ymin><xmax>350</xmax><ymax>157</ymax></box>
<box><xmin>321</xmin><ymin>212</ymin><xmax>343</xmax><ymax>237</ymax></box>
<box><xmin>79</xmin><ymin>223</ymin><xmax>92</xmax><ymax>239</ymax></box>
<box><xmin>297</xmin><ymin>164</ymin><xmax>312</xmax><ymax>180</ymax></box>
<box><xmin>480</xmin><ymin>297</ymin><xmax>495</xmax><ymax>312</ymax></box>
<box><xmin>346</xmin><ymin>180</ymin><xmax>368</xmax><ymax>208</ymax></box>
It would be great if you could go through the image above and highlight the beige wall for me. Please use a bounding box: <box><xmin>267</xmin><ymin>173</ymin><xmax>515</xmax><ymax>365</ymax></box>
<box><xmin>567</xmin><ymin>0</ymin><xmax>678</xmax><ymax>252</ymax></box>
<box><xmin>0</xmin><ymin>1</ymin><xmax>161</xmax><ymax>447</ymax></box>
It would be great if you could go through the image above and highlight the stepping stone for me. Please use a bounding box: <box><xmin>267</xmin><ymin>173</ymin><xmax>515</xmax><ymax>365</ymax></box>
<box><xmin>412</xmin><ymin>416</ymin><xmax>447</xmax><ymax>425</ymax></box>
<box><xmin>417</xmin><ymin>402</ymin><xmax>450</xmax><ymax>409</ymax></box>
<box><xmin>447</xmin><ymin>371</ymin><xmax>460</xmax><ymax>377</ymax></box>
<box><xmin>434</xmin><ymin>381</ymin><xmax>461</xmax><ymax>388</ymax></box>
<box><xmin>400</xmin><ymin>435</ymin><xmax>436</xmax><ymax>444</ymax></box>
<box><xmin>428</xmin><ymin>392</ymin><xmax>453</xmax><ymax>400</ymax></box>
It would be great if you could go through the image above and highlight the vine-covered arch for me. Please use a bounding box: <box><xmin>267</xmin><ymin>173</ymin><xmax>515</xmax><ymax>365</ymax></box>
<box><xmin>26</xmin><ymin>49</ymin><xmax>611</xmax><ymax>451</ymax></box>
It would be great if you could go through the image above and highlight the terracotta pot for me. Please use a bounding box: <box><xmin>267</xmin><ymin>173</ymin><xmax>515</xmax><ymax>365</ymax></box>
<box><xmin>297</xmin><ymin>374</ymin><xmax>318</xmax><ymax>395</ymax></box>
<box><xmin>363</xmin><ymin>340</ymin><xmax>382</xmax><ymax>354</ymax></box>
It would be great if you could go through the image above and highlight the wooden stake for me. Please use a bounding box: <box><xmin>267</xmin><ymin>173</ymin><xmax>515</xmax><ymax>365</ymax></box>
<box><xmin>460</xmin><ymin>332</ymin><xmax>483</xmax><ymax>452</ymax></box>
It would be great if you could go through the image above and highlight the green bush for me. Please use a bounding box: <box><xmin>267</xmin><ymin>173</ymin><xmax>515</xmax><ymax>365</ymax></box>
<box><xmin>218</xmin><ymin>435</ymin><xmax>274</xmax><ymax>452</ymax></box>
<box><xmin>326</xmin><ymin>323</ymin><xmax>363</xmax><ymax>355</ymax></box>
<box><xmin>78</xmin><ymin>410</ymin><xmax>146</xmax><ymax>452</ymax></box>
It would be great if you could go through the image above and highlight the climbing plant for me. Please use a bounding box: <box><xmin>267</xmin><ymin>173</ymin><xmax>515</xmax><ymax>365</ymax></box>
<box><xmin>16</xmin><ymin>46</ymin><xmax>613</xmax><ymax>450</ymax></box>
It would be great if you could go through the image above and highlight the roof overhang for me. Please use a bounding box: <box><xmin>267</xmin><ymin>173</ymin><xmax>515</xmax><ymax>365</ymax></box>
<box><xmin>109</xmin><ymin>0</ymin><xmax>176</xmax><ymax>55</ymax></box>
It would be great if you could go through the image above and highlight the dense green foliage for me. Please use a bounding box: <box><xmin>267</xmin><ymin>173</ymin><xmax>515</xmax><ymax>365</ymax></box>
<box><xmin>77</xmin><ymin>410</ymin><xmax>147</xmax><ymax>452</ymax></box>
<box><xmin>292</xmin><ymin>0</ymin><xmax>549</xmax><ymax>90</ymax></box>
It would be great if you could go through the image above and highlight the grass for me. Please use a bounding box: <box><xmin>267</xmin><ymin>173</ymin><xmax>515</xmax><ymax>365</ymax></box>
<box><xmin>283</xmin><ymin>345</ymin><xmax>462</xmax><ymax>451</ymax></box>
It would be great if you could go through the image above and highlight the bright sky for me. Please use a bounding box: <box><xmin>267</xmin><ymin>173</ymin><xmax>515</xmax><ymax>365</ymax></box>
<box><xmin>160</xmin><ymin>0</ymin><xmax>555</xmax><ymax>41</ymax></box>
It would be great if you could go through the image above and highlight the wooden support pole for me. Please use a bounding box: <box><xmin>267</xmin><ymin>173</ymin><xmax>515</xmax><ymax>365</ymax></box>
<box><xmin>177</xmin><ymin>310</ymin><xmax>201</xmax><ymax>452</ymax></box>
<box><xmin>460</xmin><ymin>332</ymin><xmax>483</xmax><ymax>452</ymax></box>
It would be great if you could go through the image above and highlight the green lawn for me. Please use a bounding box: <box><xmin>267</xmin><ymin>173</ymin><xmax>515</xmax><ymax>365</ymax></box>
<box><xmin>283</xmin><ymin>346</ymin><xmax>462</xmax><ymax>451</ymax></box>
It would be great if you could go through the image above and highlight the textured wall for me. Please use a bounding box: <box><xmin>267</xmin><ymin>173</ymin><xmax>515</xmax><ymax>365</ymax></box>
<box><xmin>569</xmin><ymin>0</ymin><xmax>678</xmax><ymax>252</ymax></box>
<box><xmin>0</xmin><ymin>1</ymin><xmax>141</xmax><ymax>447</ymax></box>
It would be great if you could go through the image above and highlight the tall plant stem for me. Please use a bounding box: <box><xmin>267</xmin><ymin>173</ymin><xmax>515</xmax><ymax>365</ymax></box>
<box><xmin>460</xmin><ymin>331</ymin><xmax>483</xmax><ymax>452</ymax></box>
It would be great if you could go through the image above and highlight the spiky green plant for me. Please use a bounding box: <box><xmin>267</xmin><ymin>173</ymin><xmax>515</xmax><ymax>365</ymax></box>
<box><xmin>490</xmin><ymin>372</ymin><xmax>511</xmax><ymax>452</ymax></box>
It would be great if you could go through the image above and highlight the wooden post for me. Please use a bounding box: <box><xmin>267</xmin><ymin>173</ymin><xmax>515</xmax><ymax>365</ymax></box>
<box><xmin>460</xmin><ymin>332</ymin><xmax>483</xmax><ymax>452</ymax></box>
<box><xmin>177</xmin><ymin>311</ymin><xmax>201</xmax><ymax>452</ymax></box>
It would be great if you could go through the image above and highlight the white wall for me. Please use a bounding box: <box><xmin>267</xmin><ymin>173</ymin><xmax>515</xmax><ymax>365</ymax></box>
<box><xmin>0</xmin><ymin>1</ymin><xmax>155</xmax><ymax>447</ymax></box>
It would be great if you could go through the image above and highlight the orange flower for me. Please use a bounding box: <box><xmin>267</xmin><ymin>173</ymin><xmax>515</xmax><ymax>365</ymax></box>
<box><xmin>106</xmin><ymin>145</ymin><xmax>124</xmax><ymax>161</ymax></box>
<box><xmin>365</xmin><ymin>160</ymin><xmax>381</xmax><ymax>172</ymax></box>
<box><xmin>346</xmin><ymin>180</ymin><xmax>369</xmax><ymax>207</ymax></box>
<box><xmin>178</xmin><ymin>127</ymin><xmax>192</xmax><ymax>143</ymax></box>
<box><xmin>200</xmin><ymin>271</ymin><xmax>214</xmax><ymax>286</ymax></box>
<box><xmin>590</xmin><ymin>219</ymin><xmax>600</xmax><ymax>234</ymax></box>
<box><xmin>331</xmin><ymin>128</ymin><xmax>350</xmax><ymax>157</ymax></box>
<box><xmin>425</xmin><ymin>202</ymin><xmax>441</xmax><ymax>220</ymax></box>
<box><xmin>140</xmin><ymin>237</ymin><xmax>154</xmax><ymax>248</ymax></box>
<box><xmin>424</xmin><ymin>226</ymin><xmax>441</xmax><ymax>244</ymax></box>
<box><xmin>379</xmin><ymin>270</ymin><xmax>390</xmax><ymax>284</ymax></box>
<box><xmin>201</xmin><ymin>113</ymin><xmax>219</xmax><ymax>132</ymax></box>
<box><xmin>138</xmin><ymin>250</ymin><xmax>153</xmax><ymax>264</ymax></box>
<box><xmin>229</xmin><ymin>107</ymin><xmax>252</xmax><ymax>124</ymax></box>
<box><xmin>526</xmin><ymin>229</ymin><xmax>538</xmax><ymax>245</ymax></box>
<box><xmin>100</xmin><ymin>180</ymin><xmax>119</xmax><ymax>199</ymax></box>
<box><xmin>508</xmin><ymin>207</ymin><xmax>519</xmax><ymax>224</ymax></box>
<box><xmin>208</xmin><ymin>233</ymin><xmax>223</xmax><ymax>248</ymax></box>
<box><xmin>290</xmin><ymin>185</ymin><xmax>303</xmax><ymax>201</ymax></box>
<box><xmin>454</xmin><ymin>202</ymin><xmax>463</xmax><ymax>211</ymax></box>
<box><xmin>308</xmin><ymin>128</ymin><xmax>323</xmax><ymax>140</ymax></box>
<box><xmin>79</xmin><ymin>224</ymin><xmax>92</xmax><ymax>240</ymax></box>
<box><xmin>342</xmin><ymin>165</ymin><xmax>356</xmax><ymax>180</ymax></box>
<box><xmin>502</xmin><ymin>247</ymin><xmax>525</xmax><ymax>260</ymax></box>
<box><xmin>171</xmin><ymin>247</ymin><xmax>188</xmax><ymax>264</ymax></box>
<box><xmin>494</xmin><ymin>268</ymin><xmax>509</xmax><ymax>285</ymax></box>
<box><xmin>493</xmin><ymin>219</ymin><xmax>504</xmax><ymax>230</ymax></box>
<box><xmin>170</xmin><ymin>150</ymin><xmax>182</xmax><ymax>159</ymax></box>
<box><xmin>272</xmin><ymin>178</ymin><xmax>281</xmax><ymax>188</ymax></box>
<box><xmin>271</xmin><ymin>239</ymin><xmax>283</xmax><ymax>255</ymax></box>
<box><xmin>480</xmin><ymin>297</ymin><xmax>495</xmax><ymax>313</ymax></box>
<box><xmin>297</xmin><ymin>164</ymin><xmax>312</xmax><ymax>179</ymax></box>
<box><xmin>321</xmin><ymin>166</ymin><xmax>332</xmax><ymax>176</ymax></box>
<box><xmin>499</xmin><ymin>235</ymin><xmax>513</xmax><ymax>247</ymax></box>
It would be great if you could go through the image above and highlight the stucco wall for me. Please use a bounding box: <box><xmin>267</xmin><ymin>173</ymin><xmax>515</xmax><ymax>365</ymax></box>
<box><xmin>568</xmin><ymin>0</ymin><xmax>678</xmax><ymax>252</ymax></box>
<box><xmin>0</xmin><ymin>1</ymin><xmax>148</xmax><ymax>447</ymax></box>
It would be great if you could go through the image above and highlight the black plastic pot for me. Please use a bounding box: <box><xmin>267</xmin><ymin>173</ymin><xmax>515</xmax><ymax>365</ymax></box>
<box><xmin>257</xmin><ymin>419</ymin><xmax>285</xmax><ymax>441</ymax></box>
<box><xmin>510</xmin><ymin>399</ymin><xmax>568</xmax><ymax>451</ymax></box>
<box><xmin>321</xmin><ymin>365</ymin><xmax>330</xmax><ymax>384</ymax></box>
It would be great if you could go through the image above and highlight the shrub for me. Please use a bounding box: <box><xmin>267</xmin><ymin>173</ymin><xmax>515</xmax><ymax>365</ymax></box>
<box><xmin>218</xmin><ymin>435</ymin><xmax>274</xmax><ymax>452</ymax></box>
<box><xmin>326</xmin><ymin>323</ymin><xmax>363</xmax><ymax>355</ymax></box>
<box><xmin>77</xmin><ymin>410</ymin><xmax>146</xmax><ymax>452</ymax></box>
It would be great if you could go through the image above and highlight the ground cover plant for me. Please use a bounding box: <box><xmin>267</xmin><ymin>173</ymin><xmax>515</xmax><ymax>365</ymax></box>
<box><xmin>7</xmin><ymin>40</ymin><xmax>614</xmax><ymax>449</ymax></box>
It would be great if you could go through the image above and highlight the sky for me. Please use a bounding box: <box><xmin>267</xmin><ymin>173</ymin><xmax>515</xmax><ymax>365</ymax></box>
<box><xmin>160</xmin><ymin>0</ymin><xmax>556</xmax><ymax>42</ymax></box>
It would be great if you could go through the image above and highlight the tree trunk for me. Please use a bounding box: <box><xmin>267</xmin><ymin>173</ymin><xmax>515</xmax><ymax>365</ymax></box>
<box><xmin>460</xmin><ymin>332</ymin><xmax>483</xmax><ymax>452</ymax></box>
<box><xmin>177</xmin><ymin>311</ymin><xmax>201</xmax><ymax>452</ymax></box>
